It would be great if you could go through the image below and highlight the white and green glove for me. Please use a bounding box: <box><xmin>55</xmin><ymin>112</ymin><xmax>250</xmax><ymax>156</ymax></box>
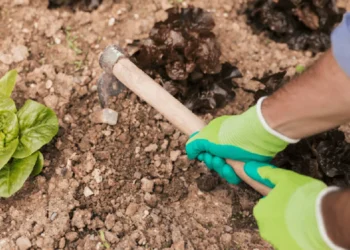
<box><xmin>248</xmin><ymin>162</ymin><xmax>345</xmax><ymax>250</ymax></box>
<box><xmin>186</xmin><ymin>97</ymin><xmax>298</xmax><ymax>184</ymax></box>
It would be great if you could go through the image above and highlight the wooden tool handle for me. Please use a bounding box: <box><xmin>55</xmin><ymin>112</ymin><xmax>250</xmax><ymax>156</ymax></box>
<box><xmin>113</xmin><ymin>58</ymin><xmax>271</xmax><ymax>196</ymax></box>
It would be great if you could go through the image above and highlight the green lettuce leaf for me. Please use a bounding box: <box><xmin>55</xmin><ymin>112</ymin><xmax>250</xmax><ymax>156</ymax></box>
<box><xmin>13</xmin><ymin>100</ymin><xmax>59</xmax><ymax>159</ymax></box>
<box><xmin>0</xmin><ymin>152</ymin><xmax>39</xmax><ymax>198</ymax></box>
<box><xmin>0</xmin><ymin>111</ymin><xmax>19</xmax><ymax>169</ymax></box>
<box><xmin>0</xmin><ymin>70</ymin><xmax>17</xmax><ymax>97</ymax></box>
<box><xmin>31</xmin><ymin>151</ymin><xmax>44</xmax><ymax>177</ymax></box>
<box><xmin>0</xmin><ymin>139</ymin><xmax>18</xmax><ymax>171</ymax></box>
<box><xmin>0</xmin><ymin>95</ymin><xmax>17</xmax><ymax>113</ymax></box>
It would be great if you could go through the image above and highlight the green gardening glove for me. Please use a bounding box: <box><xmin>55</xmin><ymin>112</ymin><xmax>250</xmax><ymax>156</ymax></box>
<box><xmin>186</xmin><ymin>99</ymin><xmax>298</xmax><ymax>184</ymax></box>
<box><xmin>250</xmin><ymin>163</ymin><xmax>331</xmax><ymax>250</ymax></box>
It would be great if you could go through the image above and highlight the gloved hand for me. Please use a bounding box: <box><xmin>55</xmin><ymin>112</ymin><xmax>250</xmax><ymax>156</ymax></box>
<box><xmin>250</xmin><ymin>162</ymin><xmax>333</xmax><ymax>250</ymax></box>
<box><xmin>186</xmin><ymin>99</ymin><xmax>298</xmax><ymax>184</ymax></box>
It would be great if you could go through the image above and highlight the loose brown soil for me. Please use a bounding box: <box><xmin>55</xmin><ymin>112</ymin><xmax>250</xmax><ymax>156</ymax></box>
<box><xmin>1</xmin><ymin>0</ymin><xmax>349</xmax><ymax>249</ymax></box>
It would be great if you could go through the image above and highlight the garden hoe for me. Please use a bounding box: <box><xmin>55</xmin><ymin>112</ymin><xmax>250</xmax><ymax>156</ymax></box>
<box><xmin>97</xmin><ymin>44</ymin><xmax>271</xmax><ymax>196</ymax></box>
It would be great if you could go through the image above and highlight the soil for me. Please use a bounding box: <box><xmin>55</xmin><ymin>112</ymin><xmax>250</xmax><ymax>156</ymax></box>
<box><xmin>0</xmin><ymin>0</ymin><xmax>349</xmax><ymax>250</ymax></box>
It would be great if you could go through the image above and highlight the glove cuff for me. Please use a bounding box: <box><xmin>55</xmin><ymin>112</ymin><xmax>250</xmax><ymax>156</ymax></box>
<box><xmin>257</xmin><ymin>97</ymin><xmax>300</xmax><ymax>144</ymax></box>
<box><xmin>316</xmin><ymin>186</ymin><xmax>346</xmax><ymax>250</ymax></box>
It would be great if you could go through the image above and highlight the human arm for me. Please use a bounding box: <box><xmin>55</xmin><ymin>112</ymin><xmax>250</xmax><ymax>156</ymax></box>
<box><xmin>262</xmin><ymin>49</ymin><xmax>350</xmax><ymax>139</ymax></box>
<box><xmin>321</xmin><ymin>188</ymin><xmax>350</xmax><ymax>249</ymax></box>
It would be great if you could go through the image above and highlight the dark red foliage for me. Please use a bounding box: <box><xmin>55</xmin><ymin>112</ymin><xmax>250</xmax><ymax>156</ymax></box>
<box><xmin>128</xmin><ymin>6</ymin><xmax>242</xmax><ymax>114</ymax></box>
<box><xmin>247</xmin><ymin>0</ymin><xmax>345</xmax><ymax>53</ymax></box>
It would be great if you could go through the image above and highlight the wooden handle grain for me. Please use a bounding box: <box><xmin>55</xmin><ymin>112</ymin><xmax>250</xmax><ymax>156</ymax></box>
<box><xmin>113</xmin><ymin>58</ymin><xmax>271</xmax><ymax>195</ymax></box>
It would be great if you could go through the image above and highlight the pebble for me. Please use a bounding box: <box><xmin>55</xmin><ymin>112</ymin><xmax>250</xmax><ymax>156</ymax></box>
<box><xmin>33</xmin><ymin>224</ymin><xmax>44</xmax><ymax>236</ymax></box>
<box><xmin>145</xmin><ymin>144</ymin><xmax>158</xmax><ymax>152</ymax></box>
<box><xmin>108</xmin><ymin>17</ymin><xmax>115</xmax><ymax>26</ymax></box>
<box><xmin>45</xmin><ymin>80</ymin><xmax>53</xmax><ymax>89</ymax></box>
<box><xmin>13</xmin><ymin>0</ymin><xmax>30</xmax><ymax>5</ymax></box>
<box><xmin>65</xmin><ymin>232</ymin><xmax>78</xmax><ymax>242</ymax></box>
<box><xmin>84</xmin><ymin>186</ymin><xmax>94</xmax><ymax>197</ymax></box>
<box><xmin>133</xmin><ymin>171</ymin><xmax>142</xmax><ymax>179</ymax></box>
<box><xmin>54</xmin><ymin>37</ymin><xmax>61</xmax><ymax>44</ymax></box>
<box><xmin>141</xmin><ymin>178</ymin><xmax>154</xmax><ymax>193</ymax></box>
<box><xmin>91</xmin><ymin>109</ymin><xmax>118</xmax><ymax>125</ymax></box>
<box><xmin>125</xmin><ymin>202</ymin><xmax>139</xmax><ymax>216</ymax></box>
<box><xmin>50</xmin><ymin>212</ymin><xmax>58</xmax><ymax>221</ymax></box>
<box><xmin>170</xmin><ymin>150</ymin><xmax>181</xmax><ymax>162</ymax></box>
<box><xmin>11</xmin><ymin>45</ymin><xmax>29</xmax><ymax>63</ymax></box>
<box><xmin>15</xmin><ymin>236</ymin><xmax>31</xmax><ymax>250</ymax></box>
<box><xmin>92</xmin><ymin>169</ymin><xmax>103</xmax><ymax>183</ymax></box>
<box><xmin>43</xmin><ymin>95</ymin><xmax>59</xmax><ymax>109</ymax></box>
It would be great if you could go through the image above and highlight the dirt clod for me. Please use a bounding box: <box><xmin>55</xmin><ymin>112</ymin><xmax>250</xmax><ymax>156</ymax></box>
<box><xmin>65</xmin><ymin>232</ymin><xmax>79</xmax><ymax>242</ymax></box>
<box><xmin>144</xmin><ymin>193</ymin><xmax>158</xmax><ymax>208</ymax></box>
<box><xmin>104</xmin><ymin>231</ymin><xmax>119</xmax><ymax>244</ymax></box>
<box><xmin>104</xmin><ymin>214</ymin><xmax>116</xmax><ymax>230</ymax></box>
<box><xmin>141</xmin><ymin>178</ymin><xmax>155</xmax><ymax>193</ymax></box>
<box><xmin>16</xmin><ymin>236</ymin><xmax>31</xmax><ymax>250</ymax></box>
<box><xmin>125</xmin><ymin>203</ymin><xmax>139</xmax><ymax>216</ymax></box>
<box><xmin>71</xmin><ymin>210</ymin><xmax>92</xmax><ymax>229</ymax></box>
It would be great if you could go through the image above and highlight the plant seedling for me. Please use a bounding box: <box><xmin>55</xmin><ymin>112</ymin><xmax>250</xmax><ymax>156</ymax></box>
<box><xmin>0</xmin><ymin>70</ymin><xmax>59</xmax><ymax>198</ymax></box>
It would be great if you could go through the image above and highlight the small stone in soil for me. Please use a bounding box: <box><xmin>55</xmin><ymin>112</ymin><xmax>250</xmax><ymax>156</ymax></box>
<box><xmin>84</xmin><ymin>186</ymin><xmax>94</xmax><ymax>197</ymax></box>
<box><xmin>16</xmin><ymin>236</ymin><xmax>31</xmax><ymax>250</ymax></box>
<box><xmin>91</xmin><ymin>108</ymin><xmax>118</xmax><ymax>125</ymax></box>
<box><xmin>125</xmin><ymin>202</ymin><xmax>139</xmax><ymax>216</ymax></box>
<box><xmin>50</xmin><ymin>212</ymin><xmax>58</xmax><ymax>221</ymax></box>
<box><xmin>65</xmin><ymin>232</ymin><xmax>78</xmax><ymax>242</ymax></box>
<box><xmin>170</xmin><ymin>150</ymin><xmax>181</xmax><ymax>161</ymax></box>
<box><xmin>141</xmin><ymin>178</ymin><xmax>154</xmax><ymax>193</ymax></box>
<box><xmin>144</xmin><ymin>143</ymin><xmax>158</xmax><ymax>152</ymax></box>
<box><xmin>133</xmin><ymin>171</ymin><xmax>142</xmax><ymax>179</ymax></box>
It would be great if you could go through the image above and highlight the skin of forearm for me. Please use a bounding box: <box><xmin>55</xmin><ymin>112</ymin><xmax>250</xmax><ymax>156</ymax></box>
<box><xmin>321</xmin><ymin>188</ymin><xmax>350</xmax><ymax>248</ymax></box>
<box><xmin>262</xmin><ymin>49</ymin><xmax>350</xmax><ymax>139</ymax></box>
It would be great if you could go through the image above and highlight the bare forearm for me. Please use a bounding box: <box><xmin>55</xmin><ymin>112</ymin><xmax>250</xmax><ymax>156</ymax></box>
<box><xmin>321</xmin><ymin>188</ymin><xmax>350</xmax><ymax>249</ymax></box>
<box><xmin>262</xmin><ymin>50</ymin><xmax>350</xmax><ymax>139</ymax></box>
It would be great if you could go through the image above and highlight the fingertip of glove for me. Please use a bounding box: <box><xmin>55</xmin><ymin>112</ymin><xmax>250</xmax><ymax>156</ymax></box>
<box><xmin>222</xmin><ymin>164</ymin><xmax>241</xmax><ymax>184</ymax></box>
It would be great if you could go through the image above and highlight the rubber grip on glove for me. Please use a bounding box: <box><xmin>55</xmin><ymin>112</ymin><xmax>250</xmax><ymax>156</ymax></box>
<box><xmin>226</xmin><ymin>159</ymin><xmax>271</xmax><ymax>196</ymax></box>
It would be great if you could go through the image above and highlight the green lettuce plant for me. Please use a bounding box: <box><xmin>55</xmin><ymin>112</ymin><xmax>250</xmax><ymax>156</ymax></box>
<box><xmin>0</xmin><ymin>70</ymin><xmax>58</xmax><ymax>198</ymax></box>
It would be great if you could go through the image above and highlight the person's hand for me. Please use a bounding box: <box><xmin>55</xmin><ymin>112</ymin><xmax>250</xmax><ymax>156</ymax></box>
<box><xmin>186</xmin><ymin>101</ymin><xmax>296</xmax><ymax>184</ymax></box>
<box><xmin>250</xmin><ymin>163</ymin><xmax>331</xmax><ymax>250</ymax></box>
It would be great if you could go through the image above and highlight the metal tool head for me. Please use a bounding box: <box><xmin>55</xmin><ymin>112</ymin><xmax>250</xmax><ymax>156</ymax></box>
<box><xmin>97</xmin><ymin>72</ymin><xmax>125</xmax><ymax>108</ymax></box>
<box><xmin>97</xmin><ymin>45</ymin><xmax>127</xmax><ymax>108</ymax></box>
